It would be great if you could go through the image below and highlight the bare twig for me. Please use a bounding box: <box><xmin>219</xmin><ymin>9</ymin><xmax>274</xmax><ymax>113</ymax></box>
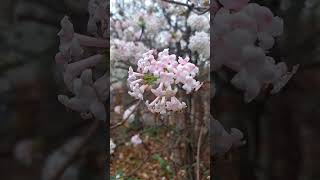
<box><xmin>161</xmin><ymin>0</ymin><xmax>210</xmax><ymax>15</ymax></box>
<box><xmin>111</xmin><ymin>100</ymin><xmax>141</xmax><ymax>129</ymax></box>
<box><xmin>161</xmin><ymin>0</ymin><xmax>191</xmax><ymax>7</ymax></box>
<box><xmin>48</xmin><ymin>119</ymin><xmax>100</xmax><ymax>180</ymax></box>
<box><xmin>196</xmin><ymin>127</ymin><xmax>204</xmax><ymax>180</ymax></box>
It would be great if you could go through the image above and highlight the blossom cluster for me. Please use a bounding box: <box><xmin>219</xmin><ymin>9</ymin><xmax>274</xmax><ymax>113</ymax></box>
<box><xmin>187</xmin><ymin>13</ymin><xmax>210</xmax><ymax>32</ymax></box>
<box><xmin>187</xmin><ymin>13</ymin><xmax>210</xmax><ymax>61</ymax></box>
<box><xmin>212</xmin><ymin>0</ymin><xmax>299</xmax><ymax>102</ymax></box>
<box><xmin>55</xmin><ymin>0</ymin><xmax>108</xmax><ymax>121</ymax></box>
<box><xmin>110</xmin><ymin>39</ymin><xmax>148</xmax><ymax>64</ymax></box>
<box><xmin>188</xmin><ymin>31</ymin><xmax>210</xmax><ymax>60</ymax></box>
<box><xmin>110</xmin><ymin>0</ymin><xmax>210</xmax><ymax>69</ymax></box>
<box><xmin>128</xmin><ymin>49</ymin><xmax>202</xmax><ymax>114</ymax></box>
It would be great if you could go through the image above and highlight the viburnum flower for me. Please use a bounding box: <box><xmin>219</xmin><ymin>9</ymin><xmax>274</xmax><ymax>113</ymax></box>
<box><xmin>230</xmin><ymin>46</ymin><xmax>299</xmax><ymax>102</ymax></box>
<box><xmin>110</xmin><ymin>39</ymin><xmax>148</xmax><ymax>64</ymax></box>
<box><xmin>188</xmin><ymin>31</ymin><xmax>210</xmax><ymax>59</ymax></box>
<box><xmin>55</xmin><ymin>0</ymin><xmax>108</xmax><ymax>121</ymax></box>
<box><xmin>114</xmin><ymin>105</ymin><xmax>122</xmax><ymax>114</ymax></box>
<box><xmin>187</xmin><ymin>13</ymin><xmax>210</xmax><ymax>31</ymax></box>
<box><xmin>212</xmin><ymin>117</ymin><xmax>246</xmax><ymax>155</ymax></box>
<box><xmin>14</xmin><ymin>139</ymin><xmax>36</xmax><ymax>166</ymax></box>
<box><xmin>127</xmin><ymin>49</ymin><xmax>202</xmax><ymax>114</ymax></box>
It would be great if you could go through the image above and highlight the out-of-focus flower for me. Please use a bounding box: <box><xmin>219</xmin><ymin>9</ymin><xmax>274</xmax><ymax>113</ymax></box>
<box><xmin>14</xmin><ymin>139</ymin><xmax>35</xmax><ymax>166</ymax></box>
<box><xmin>58</xmin><ymin>69</ymin><xmax>107</xmax><ymax>121</ymax></box>
<box><xmin>187</xmin><ymin>13</ymin><xmax>209</xmax><ymax>31</ymax></box>
<box><xmin>110</xmin><ymin>139</ymin><xmax>116</xmax><ymax>154</ymax></box>
<box><xmin>114</xmin><ymin>105</ymin><xmax>122</xmax><ymax>114</ymax></box>
<box><xmin>87</xmin><ymin>0</ymin><xmax>107</xmax><ymax>37</ymax></box>
<box><xmin>41</xmin><ymin>137</ymin><xmax>81</xmax><ymax>180</ymax></box>
<box><xmin>131</xmin><ymin>134</ymin><xmax>142</xmax><ymax>146</ymax></box>
<box><xmin>122</xmin><ymin>103</ymin><xmax>139</xmax><ymax>123</ymax></box>
<box><xmin>111</xmin><ymin>39</ymin><xmax>148</xmax><ymax>64</ymax></box>
<box><xmin>56</xmin><ymin>1</ymin><xmax>107</xmax><ymax>120</ymax></box>
<box><xmin>188</xmin><ymin>31</ymin><xmax>210</xmax><ymax>59</ymax></box>
<box><xmin>212</xmin><ymin>117</ymin><xmax>246</xmax><ymax>155</ymax></box>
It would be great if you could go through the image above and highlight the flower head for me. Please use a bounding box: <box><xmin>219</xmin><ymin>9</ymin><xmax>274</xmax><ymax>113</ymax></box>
<box><xmin>127</xmin><ymin>49</ymin><xmax>202</xmax><ymax>113</ymax></box>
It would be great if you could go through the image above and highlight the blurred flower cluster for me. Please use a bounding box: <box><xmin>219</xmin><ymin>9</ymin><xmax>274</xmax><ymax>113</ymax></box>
<box><xmin>212</xmin><ymin>0</ymin><xmax>299</xmax><ymax>102</ymax></box>
<box><xmin>55</xmin><ymin>0</ymin><xmax>108</xmax><ymax>121</ymax></box>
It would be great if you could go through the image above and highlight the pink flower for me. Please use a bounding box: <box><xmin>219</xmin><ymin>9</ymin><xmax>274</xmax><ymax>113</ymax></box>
<box><xmin>128</xmin><ymin>49</ymin><xmax>202</xmax><ymax>114</ymax></box>
<box><xmin>166</xmin><ymin>97</ymin><xmax>186</xmax><ymax>111</ymax></box>
<box><xmin>58</xmin><ymin>69</ymin><xmax>106</xmax><ymax>121</ymax></box>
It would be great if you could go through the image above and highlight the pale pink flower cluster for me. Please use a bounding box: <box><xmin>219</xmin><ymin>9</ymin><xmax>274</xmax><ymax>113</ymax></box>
<box><xmin>188</xmin><ymin>31</ymin><xmax>210</xmax><ymax>59</ymax></box>
<box><xmin>128</xmin><ymin>49</ymin><xmax>202</xmax><ymax>114</ymax></box>
<box><xmin>111</xmin><ymin>19</ymin><xmax>140</xmax><ymax>41</ymax></box>
<box><xmin>55</xmin><ymin>0</ymin><xmax>108</xmax><ymax>121</ymax></box>
<box><xmin>133</xmin><ymin>12</ymin><xmax>164</xmax><ymax>35</ymax></box>
<box><xmin>110</xmin><ymin>39</ymin><xmax>148</xmax><ymax>64</ymax></box>
<box><xmin>156</xmin><ymin>30</ymin><xmax>183</xmax><ymax>48</ymax></box>
<box><xmin>213</xmin><ymin>0</ymin><xmax>299</xmax><ymax>102</ymax></box>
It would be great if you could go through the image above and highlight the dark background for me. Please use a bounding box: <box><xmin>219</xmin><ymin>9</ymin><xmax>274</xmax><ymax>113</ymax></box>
<box><xmin>0</xmin><ymin>0</ymin><xmax>105</xmax><ymax>179</ymax></box>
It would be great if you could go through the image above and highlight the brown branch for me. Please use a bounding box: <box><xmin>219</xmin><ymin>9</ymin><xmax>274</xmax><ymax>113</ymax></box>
<box><xmin>196</xmin><ymin>127</ymin><xmax>204</xmax><ymax>180</ymax></box>
<box><xmin>48</xmin><ymin>119</ymin><xmax>100</xmax><ymax>180</ymax></box>
<box><xmin>161</xmin><ymin>0</ymin><xmax>191</xmax><ymax>8</ymax></box>
<box><xmin>110</xmin><ymin>100</ymin><xmax>141</xmax><ymax>129</ymax></box>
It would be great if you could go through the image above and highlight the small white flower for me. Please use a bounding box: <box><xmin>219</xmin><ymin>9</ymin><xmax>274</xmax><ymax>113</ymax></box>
<box><xmin>188</xmin><ymin>32</ymin><xmax>210</xmax><ymax>59</ymax></box>
<box><xmin>114</xmin><ymin>105</ymin><xmax>122</xmax><ymax>114</ymax></box>
<box><xmin>187</xmin><ymin>13</ymin><xmax>209</xmax><ymax>31</ymax></box>
<box><xmin>131</xmin><ymin>134</ymin><xmax>142</xmax><ymax>146</ymax></box>
<box><xmin>110</xmin><ymin>139</ymin><xmax>116</xmax><ymax>154</ymax></box>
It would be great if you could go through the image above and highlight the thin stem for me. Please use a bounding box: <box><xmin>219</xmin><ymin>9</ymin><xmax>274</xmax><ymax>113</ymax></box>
<box><xmin>196</xmin><ymin>127</ymin><xmax>204</xmax><ymax>180</ymax></box>
<box><xmin>110</xmin><ymin>100</ymin><xmax>141</xmax><ymax>129</ymax></box>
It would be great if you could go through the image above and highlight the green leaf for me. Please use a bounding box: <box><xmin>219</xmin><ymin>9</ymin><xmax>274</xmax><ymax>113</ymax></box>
<box><xmin>143</xmin><ymin>74</ymin><xmax>158</xmax><ymax>85</ymax></box>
